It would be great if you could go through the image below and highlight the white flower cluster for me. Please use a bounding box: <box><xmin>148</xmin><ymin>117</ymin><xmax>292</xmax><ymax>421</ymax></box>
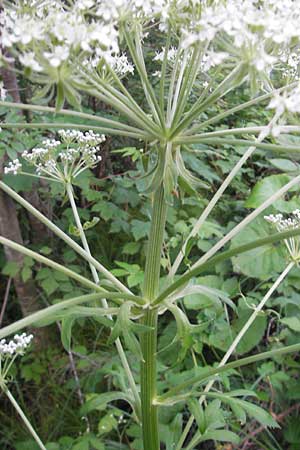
<box><xmin>88</xmin><ymin>53</ymin><xmax>134</xmax><ymax>78</ymax></box>
<box><xmin>0</xmin><ymin>1</ymin><xmax>119</xmax><ymax>73</ymax></box>
<box><xmin>0</xmin><ymin>333</ymin><xmax>33</xmax><ymax>357</ymax></box>
<box><xmin>182</xmin><ymin>0</ymin><xmax>300</xmax><ymax>78</ymax></box>
<box><xmin>4</xmin><ymin>130</ymin><xmax>105</xmax><ymax>182</ymax></box>
<box><xmin>0</xmin><ymin>0</ymin><xmax>180</xmax><ymax>76</ymax></box>
<box><xmin>265</xmin><ymin>210</ymin><xmax>300</xmax><ymax>260</ymax></box>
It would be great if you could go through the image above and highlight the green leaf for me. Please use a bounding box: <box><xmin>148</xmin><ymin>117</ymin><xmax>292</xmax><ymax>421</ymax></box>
<box><xmin>188</xmin><ymin>398</ymin><xmax>206</xmax><ymax>434</ymax></box>
<box><xmin>281</xmin><ymin>317</ymin><xmax>300</xmax><ymax>332</ymax></box>
<box><xmin>245</xmin><ymin>174</ymin><xmax>291</xmax><ymax>208</ymax></box>
<box><xmin>231</xmin><ymin>217</ymin><xmax>286</xmax><ymax>279</ymax></box>
<box><xmin>40</xmin><ymin>277</ymin><xmax>59</xmax><ymax>295</ymax></box>
<box><xmin>2</xmin><ymin>261</ymin><xmax>19</xmax><ymax>277</ymax></box>
<box><xmin>21</xmin><ymin>266</ymin><xmax>32</xmax><ymax>282</ymax></box>
<box><xmin>231</xmin><ymin>301</ymin><xmax>267</xmax><ymax>354</ymax></box>
<box><xmin>98</xmin><ymin>412</ymin><xmax>117</xmax><ymax>436</ymax></box>
<box><xmin>165</xmin><ymin>414</ymin><xmax>183</xmax><ymax>450</ymax></box>
<box><xmin>131</xmin><ymin>219</ymin><xmax>151</xmax><ymax>241</ymax></box>
<box><xmin>269</xmin><ymin>158</ymin><xmax>299</xmax><ymax>172</ymax></box>
<box><xmin>122</xmin><ymin>242</ymin><xmax>141</xmax><ymax>255</ymax></box>
<box><xmin>61</xmin><ymin>316</ymin><xmax>75</xmax><ymax>351</ymax></box>
<box><xmin>199</xmin><ymin>429</ymin><xmax>240</xmax><ymax>445</ymax></box>
<box><xmin>80</xmin><ymin>392</ymin><xmax>134</xmax><ymax>415</ymax></box>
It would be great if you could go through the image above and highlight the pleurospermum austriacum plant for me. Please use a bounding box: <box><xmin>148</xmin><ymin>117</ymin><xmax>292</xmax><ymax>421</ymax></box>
<box><xmin>3</xmin><ymin>0</ymin><xmax>300</xmax><ymax>449</ymax></box>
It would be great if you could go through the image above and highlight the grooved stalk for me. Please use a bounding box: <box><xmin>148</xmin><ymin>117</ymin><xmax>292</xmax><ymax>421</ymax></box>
<box><xmin>141</xmin><ymin>183</ymin><xmax>167</xmax><ymax>450</ymax></box>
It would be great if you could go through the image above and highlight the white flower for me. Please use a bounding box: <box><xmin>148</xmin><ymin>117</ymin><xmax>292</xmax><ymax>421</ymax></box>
<box><xmin>4</xmin><ymin>159</ymin><xmax>22</xmax><ymax>175</ymax></box>
<box><xmin>19</xmin><ymin>52</ymin><xmax>43</xmax><ymax>72</ymax></box>
<box><xmin>0</xmin><ymin>333</ymin><xmax>33</xmax><ymax>357</ymax></box>
<box><xmin>44</xmin><ymin>46</ymin><xmax>70</xmax><ymax>68</ymax></box>
<box><xmin>265</xmin><ymin>210</ymin><xmax>300</xmax><ymax>260</ymax></box>
<box><xmin>268</xmin><ymin>86</ymin><xmax>300</xmax><ymax>115</ymax></box>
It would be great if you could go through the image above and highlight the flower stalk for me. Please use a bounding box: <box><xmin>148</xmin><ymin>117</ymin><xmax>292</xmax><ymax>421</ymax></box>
<box><xmin>66</xmin><ymin>183</ymin><xmax>141</xmax><ymax>418</ymax></box>
<box><xmin>3</xmin><ymin>387</ymin><xmax>47</xmax><ymax>450</ymax></box>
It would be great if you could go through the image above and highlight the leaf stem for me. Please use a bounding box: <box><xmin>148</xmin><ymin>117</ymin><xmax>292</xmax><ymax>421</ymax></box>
<box><xmin>66</xmin><ymin>183</ymin><xmax>141</xmax><ymax>419</ymax></box>
<box><xmin>0</xmin><ymin>122</ymin><xmax>149</xmax><ymax>140</ymax></box>
<box><xmin>3</xmin><ymin>387</ymin><xmax>47</xmax><ymax>450</ymax></box>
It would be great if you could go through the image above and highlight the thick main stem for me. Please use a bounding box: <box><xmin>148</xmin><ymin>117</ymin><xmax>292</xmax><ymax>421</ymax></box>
<box><xmin>141</xmin><ymin>183</ymin><xmax>167</xmax><ymax>450</ymax></box>
<box><xmin>66</xmin><ymin>183</ymin><xmax>141</xmax><ymax>418</ymax></box>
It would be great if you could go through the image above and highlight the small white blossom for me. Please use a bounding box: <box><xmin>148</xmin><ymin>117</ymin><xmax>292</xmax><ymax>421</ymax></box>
<box><xmin>265</xmin><ymin>211</ymin><xmax>300</xmax><ymax>260</ymax></box>
<box><xmin>19</xmin><ymin>52</ymin><xmax>43</xmax><ymax>72</ymax></box>
<box><xmin>4</xmin><ymin>159</ymin><xmax>22</xmax><ymax>175</ymax></box>
<box><xmin>0</xmin><ymin>333</ymin><xmax>33</xmax><ymax>357</ymax></box>
<box><xmin>7</xmin><ymin>129</ymin><xmax>105</xmax><ymax>183</ymax></box>
<box><xmin>268</xmin><ymin>86</ymin><xmax>300</xmax><ymax>116</ymax></box>
<box><xmin>44</xmin><ymin>45</ymin><xmax>70</xmax><ymax>68</ymax></box>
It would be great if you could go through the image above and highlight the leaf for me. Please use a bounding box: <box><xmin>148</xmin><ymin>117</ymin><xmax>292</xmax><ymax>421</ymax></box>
<box><xmin>40</xmin><ymin>277</ymin><xmax>59</xmax><ymax>295</ymax></box>
<box><xmin>80</xmin><ymin>392</ymin><xmax>135</xmax><ymax>415</ymax></box>
<box><xmin>174</xmin><ymin>277</ymin><xmax>235</xmax><ymax>311</ymax></box>
<box><xmin>281</xmin><ymin>317</ymin><xmax>300</xmax><ymax>332</ymax></box>
<box><xmin>2</xmin><ymin>261</ymin><xmax>19</xmax><ymax>277</ymax></box>
<box><xmin>108</xmin><ymin>302</ymin><xmax>149</xmax><ymax>361</ymax></box>
<box><xmin>21</xmin><ymin>266</ymin><xmax>32</xmax><ymax>282</ymax></box>
<box><xmin>98</xmin><ymin>413</ymin><xmax>117</xmax><ymax>436</ymax></box>
<box><xmin>231</xmin><ymin>301</ymin><xmax>267</xmax><ymax>354</ymax></box>
<box><xmin>231</xmin><ymin>217</ymin><xmax>286</xmax><ymax>279</ymax></box>
<box><xmin>208</xmin><ymin>393</ymin><xmax>279</xmax><ymax>429</ymax></box>
<box><xmin>61</xmin><ymin>316</ymin><xmax>75</xmax><ymax>351</ymax></box>
<box><xmin>122</xmin><ymin>242</ymin><xmax>141</xmax><ymax>255</ymax></box>
<box><xmin>131</xmin><ymin>219</ymin><xmax>151</xmax><ymax>241</ymax></box>
<box><xmin>237</xmin><ymin>400</ymin><xmax>279</xmax><ymax>428</ymax></box>
<box><xmin>188</xmin><ymin>398</ymin><xmax>206</xmax><ymax>434</ymax></box>
<box><xmin>199</xmin><ymin>429</ymin><xmax>240</xmax><ymax>445</ymax></box>
<box><xmin>269</xmin><ymin>159</ymin><xmax>299</xmax><ymax>172</ymax></box>
<box><xmin>245</xmin><ymin>174</ymin><xmax>291</xmax><ymax>208</ymax></box>
<box><xmin>165</xmin><ymin>414</ymin><xmax>182</xmax><ymax>450</ymax></box>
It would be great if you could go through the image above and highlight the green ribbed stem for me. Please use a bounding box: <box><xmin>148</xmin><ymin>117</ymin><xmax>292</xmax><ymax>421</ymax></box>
<box><xmin>141</xmin><ymin>184</ymin><xmax>167</xmax><ymax>450</ymax></box>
